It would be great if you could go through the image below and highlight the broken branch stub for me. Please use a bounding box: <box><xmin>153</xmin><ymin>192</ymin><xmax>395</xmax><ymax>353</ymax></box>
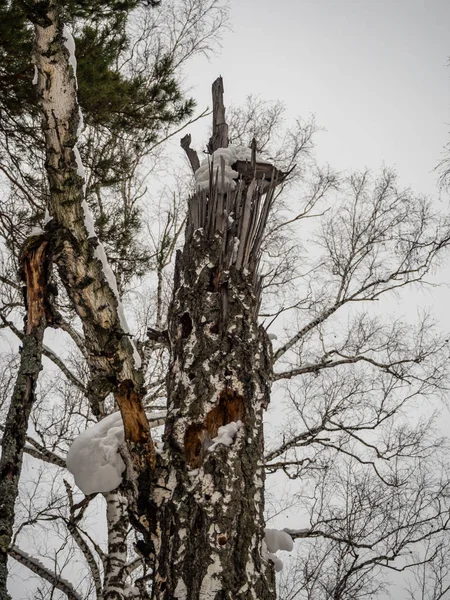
<box><xmin>207</xmin><ymin>76</ymin><xmax>229</xmax><ymax>153</ymax></box>
<box><xmin>180</xmin><ymin>134</ymin><xmax>200</xmax><ymax>173</ymax></box>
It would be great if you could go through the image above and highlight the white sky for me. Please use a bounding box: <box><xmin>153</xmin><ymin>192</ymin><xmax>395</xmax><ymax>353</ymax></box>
<box><xmin>185</xmin><ymin>0</ymin><xmax>450</xmax><ymax>323</ymax></box>
<box><xmin>187</xmin><ymin>0</ymin><xmax>450</xmax><ymax>195</ymax></box>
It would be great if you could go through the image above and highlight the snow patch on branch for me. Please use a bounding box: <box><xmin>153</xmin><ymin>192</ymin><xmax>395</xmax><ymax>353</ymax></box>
<box><xmin>44</xmin><ymin>207</ymin><xmax>53</xmax><ymax>225</ymax></box>
<box><xmin>92</xmin><ymin>244</ymin><xmax>141</xmax><ymax>367</ymax></box>
<box><xmin>262</xmin><ymin>529</ymin><xmax>294</xmax><ymax>572</ymax></box>
<box><xmin>67</xmin><ymin>412</ymin><xmax>125</xmax><ymax>495</ymax></box>
<box><xmin>62</xmin><ymin>25</ymin><xmax>77</xmax><ymax>87</ymax></box>
<box><xmin>67</xmin><ymin>410</ymin><xmax>166</xmax><ymax>494</ymax></box>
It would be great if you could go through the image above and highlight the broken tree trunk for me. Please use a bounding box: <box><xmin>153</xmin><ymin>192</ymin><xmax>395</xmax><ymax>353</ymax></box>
<box><xmin>149</xmin><ymin>79</ymin><xmax>278</xmax><ymax>599</ymax></box>
<box><xmin>30</xmin><ymin>0</ymin><xmax>154</xmax><ymax>527</ymax></box>
<box><xmin>0</xmin><ymin>233</ymin><xmax>53</xmax><ymax>600</ymax></box>
<box><xmin>207</xmin><ymin>77</ymin><xmax>229</xmax><ymax>153</ymax></box>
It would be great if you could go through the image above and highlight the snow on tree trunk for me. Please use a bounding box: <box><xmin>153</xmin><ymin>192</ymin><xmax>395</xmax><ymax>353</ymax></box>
<box><xmin>30</xmin><ymin>0</ymin><xmax>154</xmax><ymax>526</ymax></box>
<box><xmin>0</xmin><ymin>234</ymin><xmax>53</xmax><ymax>600</ymax></box>
<box><xmin>147</xmin><ymin>79</ymin><xmax>279</xmax><ymax>600</ymax></box>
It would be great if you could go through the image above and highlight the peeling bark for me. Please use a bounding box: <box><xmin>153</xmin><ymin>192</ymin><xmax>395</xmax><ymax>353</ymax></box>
<box><xmin>0</xmin><ymin>234</ymin><xmax>53</xmax><ymax>600</ymax></box>
<box><xmin>149</xmin><ymin>80</ymin><xmax>278</xmax><ymax>599</ymax></box>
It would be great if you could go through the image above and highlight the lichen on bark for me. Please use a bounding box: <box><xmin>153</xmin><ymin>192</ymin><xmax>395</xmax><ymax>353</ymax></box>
<box><xmin>148</xmin><ymin>78</ymin><xmax>279</xmax><ymax>599</ymax></box>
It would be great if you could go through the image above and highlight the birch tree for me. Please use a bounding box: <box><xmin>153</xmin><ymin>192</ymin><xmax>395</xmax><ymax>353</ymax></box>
<box><xmin>1</xmin><ymin>1</ymin><xmax>450</xmax><ymax>599</ymax></box>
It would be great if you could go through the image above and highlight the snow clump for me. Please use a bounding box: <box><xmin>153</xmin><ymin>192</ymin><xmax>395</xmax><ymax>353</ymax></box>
<box><xmin>66</xmin><ymin>412</ymin><xmax>125</xmax><ymax>495</ymax></box>
<box><xmin>195</xmin><ymin>145</ymin><xmax>269</xmax><ymax>191</ymax></box>
<box><xmin>208</xmin><ymin>420</ymin><xmax>243</xmax><ymax>452</ymax></box>
<box><xmin>263</xmin><ymin>529</ymin><xmax>294</xmax><ymax>572</ymax></box>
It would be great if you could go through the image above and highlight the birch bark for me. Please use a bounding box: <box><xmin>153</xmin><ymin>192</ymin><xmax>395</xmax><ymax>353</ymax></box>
<box><xmin>103</xmin><ymin>491</ymin><xmax>129</xmax><ymax>600</ymax></box>
<box><xmin>30</xmin><ymin>0</ymin><xmax>154</xmax><ymax>526</ymax></box>
<box><xmin>149</xmin><ymin>79</ymin><xmax>278</xmax><ymax>599</ymax></box>
<box><xmin>0</xmin><ymin>234</ymin><xmax>53</xmax><ymax>600</ymax></box>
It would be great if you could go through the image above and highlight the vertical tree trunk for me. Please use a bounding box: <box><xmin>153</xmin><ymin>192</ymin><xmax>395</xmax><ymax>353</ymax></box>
<box><xmin>0</xmin><ymin>234</ymin><xmax>53</xmax><ymax>600</ymax></box>
<box><xmin>149</xmin><ymin>79</ymin><xmax>279</xmax><ymax>599</ymax></box>
<box><xmin>30</xmin><ymin>0</ymin><xmax>154</xmax><ymax>526</ymax></box>
<box><xmin>103</xmin><ymin>491</ymin><xmax>129</xmax><ymax>600</ymax></box>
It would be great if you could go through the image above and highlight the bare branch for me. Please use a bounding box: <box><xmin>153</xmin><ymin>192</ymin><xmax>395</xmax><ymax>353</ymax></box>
<box><xmin>9</xmin><ymin>546</ymin><xmax>82</xmax><ymax>600</ymax></box>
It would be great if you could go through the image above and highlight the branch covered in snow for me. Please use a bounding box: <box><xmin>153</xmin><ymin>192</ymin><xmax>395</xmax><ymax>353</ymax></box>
<box><xmin>262</xmin><ymin>529</ymin><xmax>294</xmax><ymax>572</ymax></box>
<box><xmin>9</xmin><ymin>546</ymin><xmax>82</xmax><ymax>600</ymax></box>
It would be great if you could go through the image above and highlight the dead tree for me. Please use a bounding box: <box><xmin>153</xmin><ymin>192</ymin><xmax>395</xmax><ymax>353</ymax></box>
<box><xmin>0</xmin><ymin>232</ymin><xmax>53</xmax><ymax>600</ymax></box>
<box><xmin>145</xmin><ymin>78</ymin><xmax>282</xmax><ymax>599</ymax></box>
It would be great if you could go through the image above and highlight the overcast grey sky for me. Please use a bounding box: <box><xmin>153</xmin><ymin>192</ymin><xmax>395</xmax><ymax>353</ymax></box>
<box><xmin>188</xmin><ymin>0</ymin><xmax>450</xmax><ymax>196</ymax></box>
<box><xmin>185</xmin><ymin>0</ymin><xmax>450</xmax><ymax>328</ymax></box>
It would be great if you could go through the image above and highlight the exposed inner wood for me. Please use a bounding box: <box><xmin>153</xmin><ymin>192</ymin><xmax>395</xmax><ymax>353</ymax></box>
<box><xmin>117</xmin><ymin>381</ymin><xmax>155</xmax><ymax>454</ymax></box>
<box><xmin>21</xmin><ymin>238</ymin><xmax>52</xmax><ymax>333</ymax></box>
<box><xmin>184</xmin><ymin>390</ymin><xmax>246</xmax><ymax>468</ymax></box>
<box><xmin>0</xmin><ymin>233</ymin><xmax>52</xmax><ymax>599</ymax></box>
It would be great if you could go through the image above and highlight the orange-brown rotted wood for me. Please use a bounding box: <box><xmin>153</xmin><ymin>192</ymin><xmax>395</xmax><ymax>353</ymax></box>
<box><xmin>21</xmin><ymin>238</ymin><xmax>52</xmax><ymax>334</ymax></box>
<box><xmin>116</xmin><ymin>380</ymin><xmax>156</xmax><ymax>469</ymax></box>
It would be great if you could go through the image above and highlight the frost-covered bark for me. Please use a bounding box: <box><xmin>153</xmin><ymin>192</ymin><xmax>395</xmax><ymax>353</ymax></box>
<box><xmin>0</xmin><ymin>234</ymin><xmax>53</xmax><ymax>600</ymax></box>
<box><xmin>30</xmin><ymin>0</ymin><xmax>154</xmax><ymax>523</ymax></box>
<box><xmin>148</xmin><ymin>79</ymin><xmax>279</xmax><ymax>600</ymax></box>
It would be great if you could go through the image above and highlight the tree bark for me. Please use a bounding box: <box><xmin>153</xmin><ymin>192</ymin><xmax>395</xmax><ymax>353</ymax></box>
<box><xmin>0</xmin><ymin>234</ymin><xmax>53</xmax><ymax>600</ymax></box>
<box><xmin>30</xmin><ymin>0</ymin><xmax>154</xmax><ymax>527</ymax></box>
<box><xmin>149</xmin><ymin>82</ymin><xmax>278</xmax><ymax>599</ymax></box>
<box><xmin>103</xmin><ymin>490</ymin><xmax>129</xmax><ymax>600</ymax></box>
<box><xmin>150</xmin><ymin>242</ymin><xmax>275</xmax><ymax>599</ymax></box>
<box><xmin>208</xmin><ymin>77</ymin><xmax>229</xmax><ymax>153</ymax></box>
